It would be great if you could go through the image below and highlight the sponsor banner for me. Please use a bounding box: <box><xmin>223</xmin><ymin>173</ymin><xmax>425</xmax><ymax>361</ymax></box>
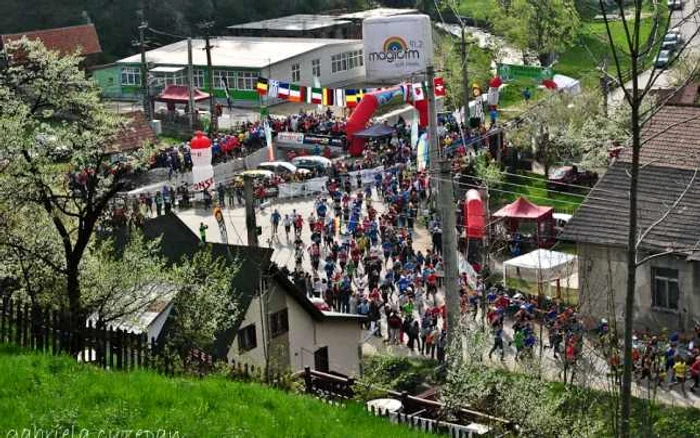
<box><xmin>302</xmin><ymin>134</ymin><xmax>345</xmax><ymax>148</ymax></box>
<box><xmin>213</xmin><ymin>207</ymin><xmax>228</xmax><ymax>245</ymax></box>
<box><xmin>497</xmin><ymin>63</ymin><xmax>553</xmax><ymax>83</ymax></box>
<box><xmin>277</xmin><ymin>177</ymin><xmax>329</xmax><ymax>199</ymax></box>
<box><xmin>363</xmin><ymin>14</ymin><xmax>433</xmax><ymax>81</ymax></box>
<box><xmin>276</xmin><ymin>132</ymin><xmax>305</xmax><ymax>144</ymax></box>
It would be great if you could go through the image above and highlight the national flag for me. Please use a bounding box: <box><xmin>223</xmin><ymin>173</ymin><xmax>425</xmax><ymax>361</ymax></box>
<box><xmin>346</xmin><ymin>89</ymin><xmax>358</xmax><ymax>107</ymax></box>
<box><xmin>334</xmin><ymin>88</ymin><xmax>345</xmax><ymax>107</ymax></box>
<box><xmin>299</xmin><ymin>86</ymin><xmax>308</xmax><ymax>103</ymax></box>
<box><xmin>289</xmin><ymin>84</ymin><xmax>301</xmax><ymax>102</ymax></box>
<box><xmin>267</xmin><ymin>80</ymin><xmax>279</xmax><ymax>98</ymax></box>
<box><xmin>278</xmin><ymin>82</ymin><xmax>290</xmax><ymax>99</ymax></box>
<box><xmin>310</xmin><ymin>87</ymin><xmax>323</xmax><ymax>104</ymax></box>
<box><xmin>412</xmin><ymin>82</ymin><xmax>425</xmax><ymax>101</ymax></box>
<box><xmin>256</xmin><ymin>77</ymin><xmax>268</xmax><ymax>95</ymax></box>
<box><xmin>322</xmin><ymin>88</ymin><xmax>334</xmax><ymax>106</ymax></box>
<box><xmin>434</xmin><ymin>77</ymin><xmax>446</xmax><ymax>97</ymax></box>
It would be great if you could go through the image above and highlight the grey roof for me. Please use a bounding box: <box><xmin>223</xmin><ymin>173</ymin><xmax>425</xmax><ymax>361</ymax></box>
<box><xmin>336</xmin><ymin>8</ymin><xmax>418</xmax><ymax>20</ymax></box>
<box><xmin>117</xmin><ymin>37</ymin><xmax>361</xmax><ymax>69</ymax></box>
<box><xmin>559</xmin><ymin>162</ymin><xmax>700</xmax><ymax>258</ymax></box>
<box><xmin>228</xmin><ymin>14</ymin><xmax>350</xmax><ymax>31</ymax></box>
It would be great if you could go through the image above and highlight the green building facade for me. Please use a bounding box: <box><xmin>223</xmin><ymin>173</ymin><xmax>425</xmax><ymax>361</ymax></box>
<box><xmin>92</xmin><ymin>63</ymin><xmax>260</xmax><ymax>103</ymax></box>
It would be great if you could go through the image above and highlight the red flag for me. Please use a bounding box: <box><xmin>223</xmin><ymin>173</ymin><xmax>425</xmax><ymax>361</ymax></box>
<box><xmin>434</xmin><ymin>77</ymin><xmax>446</xmax><ymax>97</ymax></box>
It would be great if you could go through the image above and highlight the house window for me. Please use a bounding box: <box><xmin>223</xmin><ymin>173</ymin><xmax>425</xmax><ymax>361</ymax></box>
<box><xmin>652</xmin><ymin>267</ymin><xmax>680</xmax><ymax>310</ymax></box>
<box><xmin>269</xmin><ymin>309</ymin><xmax>289</xmax><ymax>338</ymax></box>
<box><xmin>331</xmin><ymin>50</ymin><xmax>363</xmax><ymax>74</ymax></box>
<box><xmin>120</xmin><ymin>67</ymin><xmax>141</xmax><ymax>86</ymax></box>
<box><xmin>192</xmin><ymin>69</ymin><xmax>205</xmax><ymax>88</ymax></box>
<box><xmin>238</xmin><ymin>324</ymin><xmax>257</xmax><ymax>352</ymax></box>
<box><xmin>214</xmin><ymin>70</ymin><xmax>256</xmax><ymax>90</ymax></box>
<box><xmin>236</xmin><ymin>71</ymin><xmax>256</xmax><ymax>90</ymax></box>
<box><xmin>311</xmin><ymin>59</ymin><xmax>320</xmax><ymax>78</ymax></box>
<box><xmin>291</xmin><ymin>63</ymin><xmax>301</xmax><ymax>82</ymax></box>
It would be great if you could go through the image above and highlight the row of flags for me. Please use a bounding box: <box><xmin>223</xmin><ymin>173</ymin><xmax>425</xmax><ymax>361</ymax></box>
<box><xmin>255</xmin><ymin>76</ymin><xmax>446</xmax><ymax>108</ymax></box>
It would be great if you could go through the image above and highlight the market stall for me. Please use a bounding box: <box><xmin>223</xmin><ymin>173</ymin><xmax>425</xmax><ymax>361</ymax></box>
<box><xmin>503</xmin><ymin>249</ymin><xmax>578</xmax><ymax>301</ymax></box>
<box><xmin>492</xmin><ymin>196</ymin><xmax>555</xmax><ymax>248</ymax></box>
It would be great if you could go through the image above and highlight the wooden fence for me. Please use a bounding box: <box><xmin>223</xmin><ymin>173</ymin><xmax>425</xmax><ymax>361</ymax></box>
<box><xmin>302</xmin><ymin>367</ymin><xmax>516</xmax><ymax>437</ymax></box>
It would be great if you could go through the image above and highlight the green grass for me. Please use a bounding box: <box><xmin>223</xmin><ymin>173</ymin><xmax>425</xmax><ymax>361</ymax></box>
<box><xmin>0</xmin><ymin>345</ymin><xmax>431</xmax><ymax>438</ymax></box>
<box><xmin>556</xmin><ymin>9</ymin><xmax>669</xmax><ymax>89</ymax></box>
<box><xmin>491</xmin><ymin>172</ymin><xmax>585</xmax><ymax>215</ymax></box>
<box><xmin>455</xmin><ymin>0</ymin><xmax>498</xmax><ymax>22</ymax></box>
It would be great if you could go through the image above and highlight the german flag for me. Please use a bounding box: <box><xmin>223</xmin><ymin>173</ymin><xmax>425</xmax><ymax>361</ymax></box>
<box><xmin>322</xmin><ymin>88</ymin><xmax>334</xmax><ymax>106</ymax></box>
<box><xmin>256</xmin><ymin>77</ymin><xmax>268</xmax><ymax>96</ymax></box>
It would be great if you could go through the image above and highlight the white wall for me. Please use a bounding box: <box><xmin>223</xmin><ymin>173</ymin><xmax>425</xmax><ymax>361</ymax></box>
<box><xmin>267</xmin><ymin>41</ymin><xmax>365</xmax><ymax>89</ymax></box>
<box><xmin>228</xmin><ymin>295</ymin><xmax>268</xmax><ymax>368</ymax></box>
<box><xmin>315</xmin><ymin>318</ymin><xmax>362</xmax><ymax>376</ymax></box>
<box><xmin>578</xmin><ymin>243</ymin><xmax>699</xmax><ymax>332</ymax></box>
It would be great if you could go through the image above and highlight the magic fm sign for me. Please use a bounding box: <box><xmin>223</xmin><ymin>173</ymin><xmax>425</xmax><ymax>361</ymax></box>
<box><xmin>363</xmin><ymin>14</ymin><xmax>433</xmax><ymax>81</ymax></box>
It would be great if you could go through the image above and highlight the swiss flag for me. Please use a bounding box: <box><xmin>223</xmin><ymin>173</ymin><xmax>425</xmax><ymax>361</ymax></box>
<box><xmin>434</xmin><ymin>77</ymin><xmax>446</xmax><ymax>97</ymax></box>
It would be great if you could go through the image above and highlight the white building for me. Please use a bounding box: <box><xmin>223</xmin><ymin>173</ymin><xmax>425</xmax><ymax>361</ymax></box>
<box><xmin>94</xmin><ymin>37</ymin><xmax>365</xmax><ymax>105</ymax></box>
<box><xmin>230</xmin><ymin>267</ymin><xmax>366</xmax><ymax>377</ymax></box>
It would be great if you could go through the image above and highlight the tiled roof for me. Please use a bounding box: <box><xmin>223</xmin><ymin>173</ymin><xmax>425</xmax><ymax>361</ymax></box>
<box><xmin>1</xmin><ymin>24</ymin><xmax>102</xmax><ymax>56</ymax></box>
<box><xmin>559</xmin><ymin>162</ymin><xmax>700</xmax><ymax>257</ymax></box>
<box><xmin>619</xmin><ymin>104</ymin><xmax>700</xmax><ymax>170</ymax></box>
<box><xmin>108</xmin><ymin>111</ymin><xmax>156</xmax><ymax>154</ymax></box>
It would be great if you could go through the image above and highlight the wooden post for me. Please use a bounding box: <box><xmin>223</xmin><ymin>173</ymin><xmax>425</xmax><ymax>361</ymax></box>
<box><xmin>304</xmin><ymin>366</ymin><xmax>312</xmax><ymax>394</ymax></box>
<box><xmin>15</xmin><ymin>302</ymin><xmax>23</xmax><ymax>346</ymax></box>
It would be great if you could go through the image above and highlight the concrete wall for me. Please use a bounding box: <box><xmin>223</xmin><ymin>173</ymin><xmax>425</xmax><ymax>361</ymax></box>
<box><xmin>315</xmin><ymin>318</ymin><xmax>362</xmax><ymax>376</ymax></box>
<box><xmin>577</xmin><ymin>243</ymin><xmax>699</xmax><ymax>332</ymax></box>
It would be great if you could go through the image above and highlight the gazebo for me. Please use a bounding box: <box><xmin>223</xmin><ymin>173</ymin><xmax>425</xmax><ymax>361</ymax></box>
<box><xmin>493</xmin><ymin>196</ymin><xmax>555</xmax><ymax>247</ymax></box>
<box><xmin>156</xmin><ymin>85</ymin><xmax>210</xmax><ymax>111</ymax></box>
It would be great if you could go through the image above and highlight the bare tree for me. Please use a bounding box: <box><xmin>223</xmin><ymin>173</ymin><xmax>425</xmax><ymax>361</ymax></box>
<box><xmin>595</xmin><ymin>1</ymin><xmax>700</xmax><ymax>436</ymax></box>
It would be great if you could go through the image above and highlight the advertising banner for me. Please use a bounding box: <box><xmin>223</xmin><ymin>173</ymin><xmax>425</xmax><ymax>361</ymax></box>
<box><xmin>302</xmin><ymin>134</ymin><xmax>345</xmax><ymax>148</ymax></box>
<box><xmin>497</xmin><ymin>63</ymin><xmax>553</xmax><ymax>83</ymax></box>
<box><xmin>363</xmin><ymin>14</ymin><xmax>433</xmax><ymax>81</ymax></box>
<box><xmin>276</xmin><ymin>132</ymin><xmax>305</xmax><ymax>144</ymax></box>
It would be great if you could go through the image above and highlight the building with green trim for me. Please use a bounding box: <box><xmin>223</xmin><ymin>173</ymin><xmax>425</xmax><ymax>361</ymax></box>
<box><xmin>91</xmin><ymin>36</ymin><xmax>365</xmax><ymax>107</ymax></box>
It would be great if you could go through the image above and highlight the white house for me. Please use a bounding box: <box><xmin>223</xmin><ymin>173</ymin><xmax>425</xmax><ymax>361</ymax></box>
<box><xmin>229</xmin><ymin>266</ymin><xmax>366</xmax><ymax>377</ymax></box>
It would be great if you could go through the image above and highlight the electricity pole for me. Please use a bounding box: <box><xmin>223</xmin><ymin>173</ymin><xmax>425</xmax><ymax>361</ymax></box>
<box><xmin>461</xmin><ymin>23</ymin><xmax>470</xmax><ymax>129</ymax></box>
<box><xmin>198</xmin><ymin>21</ymin><xmax>217</xmax><ymax>134</ymax></box>
<box><xmin>244</xmin><ymin>176</ymin><xmax>259</xmax><ymax>247</ymax></box>
<box><xmin>187</xmin><ymin>37</ymin><xmax>196</xmax><ymax>130</ymax></box>
<box><xmin>427</xmin><ymin>65</ymin><xmax>461</xmax><ymax>351</ymax></box>
<box><xmin>138</xmin><ymin>21</ymin><xmax>151</xmax><ymax>120</ymax></box>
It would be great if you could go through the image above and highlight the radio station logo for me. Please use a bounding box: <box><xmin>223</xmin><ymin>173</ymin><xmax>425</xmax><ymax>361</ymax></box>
<box><xmin>369</xmin><ymin>36</ymin><xmax>421</xmax><ymax>63</ymax></box>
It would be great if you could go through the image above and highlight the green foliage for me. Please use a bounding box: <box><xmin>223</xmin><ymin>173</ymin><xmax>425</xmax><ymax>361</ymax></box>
<box><xmin>491</xmin><ymin>0</ymin><xmax>581</xmax><ymax>64</ymax></box>
<box><xmin>473</xmin><ymin>152</ymin><xmax>504</xmax><ymax>186</ymax></box>
<box><xmin>0</xmin><ymin>346</ymin><xmax>432</xmax><ymax>437</ymax></box>
<box><xmin>168</xmin><ymin>250</ymin><xmax>240</xmax><ymax>354</ymax></box>
<box><xmin>360</xmin><ymin>355</ymin><xmax>439</xmax><ymax>395</ymax></box>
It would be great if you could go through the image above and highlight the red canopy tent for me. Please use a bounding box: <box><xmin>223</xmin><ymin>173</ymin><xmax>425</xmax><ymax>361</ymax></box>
<box><xmin>493</xmin><ymin>197</ymin><xmax>555</xmax><ymax>247</ymax></box>
<box><xmin>156</xmin><ymin>85</ymin><xmax>210</xmax><ymax>103</ymax></box>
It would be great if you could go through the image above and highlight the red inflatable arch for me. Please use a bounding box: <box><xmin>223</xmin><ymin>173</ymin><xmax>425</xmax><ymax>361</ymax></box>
<box><xmin>346</xmin><ymin>85</ymin><xmax>429</xmax><ymax>156</ymax></box>
<box><xmin>464</xmin><ymin>189</ymin><xmax>485</xmax><ymax>239</ymax></box>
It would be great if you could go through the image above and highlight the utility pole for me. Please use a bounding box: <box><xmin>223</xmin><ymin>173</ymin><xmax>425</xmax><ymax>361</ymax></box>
<box><xmin>198</xmin><ymin>21</ymin><xmax>217</xmax><ymax>135</ymax></box>
<box><xmin>187</xmin><ymin>37</ymin><xmax>196</xmax><ymax>130</ymax></box>
<box><xmin>427</xmin><ymin>65</ymin><xmax>461</xmax><ymax>350</ymax></box>
<box><xmin>244</xmin><ymin>176</ymin><xmax>258</xmax><ymax>247</ymax></box>
<box><xmin>138</xmin><ymin>21</ymin><xmax>151</xmax><ymax>120</ymax></box>
<box><xmin>600</xmin><ymin>56</ymin><xmax>610</xmax><ymax>118</ymax></box>
<box><xmin>460</xmin><ymin>23</ymin><xmax>470</xmax><ymax>130</ymax></box>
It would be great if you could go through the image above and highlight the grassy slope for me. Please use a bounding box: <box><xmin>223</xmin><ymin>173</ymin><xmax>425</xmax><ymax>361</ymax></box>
<box><xmin>456</xmin><ymin>0</ymin><xmax>498</xmax><ymax>22</ymax></box>
<box><xmin>491</xmin><ymin>172</ymin><xmax>586</xmax><ymax>214</ymax></box>
<box><xmin>0</xmin><ymin>346</ymin><xmax>430</xmax><ymax>438</ymax></box>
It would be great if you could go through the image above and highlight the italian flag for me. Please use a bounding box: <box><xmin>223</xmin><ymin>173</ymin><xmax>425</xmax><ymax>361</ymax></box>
<box><xmin>310</xmin><ymin>87</ymin><xmax>323</xmax><ymax>104</ymax></box>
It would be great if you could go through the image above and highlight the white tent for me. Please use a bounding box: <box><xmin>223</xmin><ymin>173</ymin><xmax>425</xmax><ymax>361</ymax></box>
<box><xmin>503</xmin><ymin>249</ymin><xmax>578</xmax><ymax>297</ymax></box>
<box><xmin>552</xmin><ymin>74</ymin><xmax>581</xmax><ymax>95</ymax></box>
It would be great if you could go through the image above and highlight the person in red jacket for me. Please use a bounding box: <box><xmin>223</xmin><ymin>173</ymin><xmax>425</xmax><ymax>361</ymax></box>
<box><xmin>690</xmin><ymin>354</ymin><xmax>700</xmax><ymax>392</ymax></box>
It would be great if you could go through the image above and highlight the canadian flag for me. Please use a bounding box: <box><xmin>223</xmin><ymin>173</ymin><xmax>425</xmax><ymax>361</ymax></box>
<box><xmin>412</xmin><ymin>82</ymin><xmax>425</xmax><ymax>101</ymax></box>
<box><xmin>434</xmin><ymin>77</ymin><xmax>446</xmax><ymax>97</ymax></box>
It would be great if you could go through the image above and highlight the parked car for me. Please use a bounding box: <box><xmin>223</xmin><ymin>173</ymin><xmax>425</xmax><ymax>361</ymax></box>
<box><xmin>553</xmin><ymin>213</ymin><xmax>572</xmax><ymax>234</ymax></box>
<box><xmin>661</xmin><ymin>38</ymin><xmax>678</xmax><ymax>52</ymax></box>
<box><xmin>291</xmin><ymin>156</ymin><xmax>332</xmax><ymax>175</ymax></box>
<box><xmin>547</xmin><ymin>165</ymin><xmax>598</xmax><ymax>191</ymax></box>
<box><xmin>668</xmin><ymin>0</ymin><xmax>683</xmax><ymax>10</ymax></box>
<box><xmin>257</xmin><ymin>161</ymin><xmax>297</xmax><ymax>176</ymax></box>
<box><xmin>655</xmin><ymin>49</ymin><xmax>672</xmax><ymax>68</ymax></box>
